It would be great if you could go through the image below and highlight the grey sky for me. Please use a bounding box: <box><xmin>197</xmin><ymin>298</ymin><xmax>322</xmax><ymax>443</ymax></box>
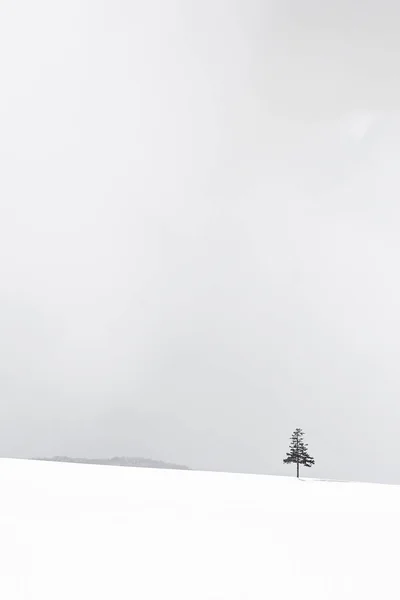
<box><xmin>1</xmin><ymin>1</ymin><xmax>400</xmax><ymax>484</ymax></box>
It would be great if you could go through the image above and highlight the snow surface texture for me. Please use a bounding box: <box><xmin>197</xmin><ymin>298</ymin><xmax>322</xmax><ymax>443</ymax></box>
<box><xmin>0</xmin><ymin>458</ymin><xmax>399</xmax><ymax>599</ymax></box>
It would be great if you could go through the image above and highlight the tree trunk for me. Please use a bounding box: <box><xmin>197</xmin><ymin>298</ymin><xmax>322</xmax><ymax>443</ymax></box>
<box><xmin>297</xmin><ymin>461</ymin><xmax>299</xmax><ymax>479</ymax></box>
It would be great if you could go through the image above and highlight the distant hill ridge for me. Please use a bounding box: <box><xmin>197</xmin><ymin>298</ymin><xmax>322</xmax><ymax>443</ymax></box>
<box><xmin>35</xmin><ymin>456</ymin><xmax>189</xmax><ymax>470</ymax></box>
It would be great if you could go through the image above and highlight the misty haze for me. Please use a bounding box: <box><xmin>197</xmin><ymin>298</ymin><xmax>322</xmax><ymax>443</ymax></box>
<box><xmin>1</xmin><ymin>0</ymin><xmax>400</xmax><ymax>486</ymax></box>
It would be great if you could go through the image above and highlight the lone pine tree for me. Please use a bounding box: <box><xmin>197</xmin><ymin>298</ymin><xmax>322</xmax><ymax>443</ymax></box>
<box><xmin>283</xmin><ymin>428</ymin><xmax>315</xmax><ymax>478</ymax></box>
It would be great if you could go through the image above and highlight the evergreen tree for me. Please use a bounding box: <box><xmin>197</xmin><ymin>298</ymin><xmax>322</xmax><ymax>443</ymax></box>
<box><xmin>283</xmin><ymin>428</ymin><xmax>315</xmax><ymax>478</ymax></box>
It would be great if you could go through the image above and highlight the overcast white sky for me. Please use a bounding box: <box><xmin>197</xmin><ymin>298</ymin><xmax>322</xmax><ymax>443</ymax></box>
<box><xmin>1</xmin><ymin>1</ymin><xmax>400</xmax><ymax>483</ymax></box>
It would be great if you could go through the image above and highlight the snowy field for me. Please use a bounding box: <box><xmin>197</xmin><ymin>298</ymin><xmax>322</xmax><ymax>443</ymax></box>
<box><xmin>0</xmin><ymin>459</ymin><xmax>399</xmax><ymax>599</ymax></box>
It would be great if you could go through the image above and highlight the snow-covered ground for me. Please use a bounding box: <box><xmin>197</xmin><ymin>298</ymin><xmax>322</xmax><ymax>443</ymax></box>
<box><xmin>0</xmin><ymin>458</ymin><xmax>399</xmax><ymax>599</ymax></box>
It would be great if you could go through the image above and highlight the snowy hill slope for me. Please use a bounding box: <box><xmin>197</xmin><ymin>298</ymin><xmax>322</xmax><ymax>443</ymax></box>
<box><xmin>0</xmin><ymin>459</ymin><xmax>399</xmax><ymax>599</ymax></box>
<box><xmin>35</xmin><ymin>455</ymin><xmax>189</xmax><ymax>470</ymax></box>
